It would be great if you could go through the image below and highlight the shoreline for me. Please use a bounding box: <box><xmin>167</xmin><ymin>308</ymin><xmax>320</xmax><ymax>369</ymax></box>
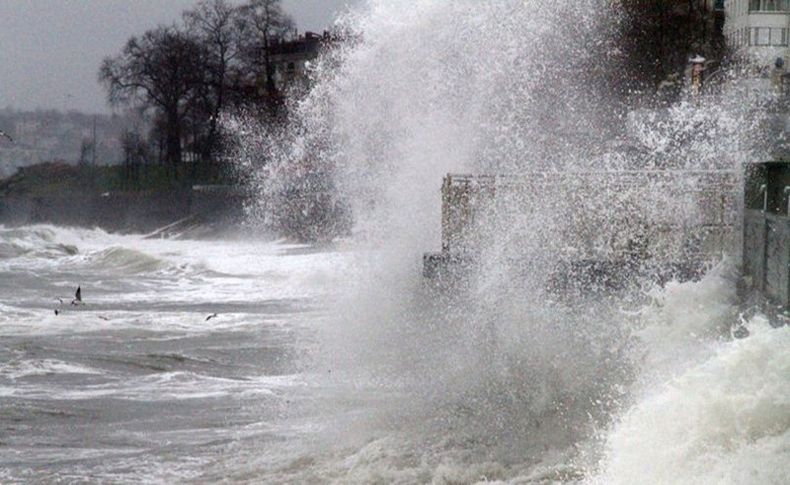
<box><xmin>0</xmin><ymin>185</ymin><xmax>246</xmax><ymax>236</ymax></box>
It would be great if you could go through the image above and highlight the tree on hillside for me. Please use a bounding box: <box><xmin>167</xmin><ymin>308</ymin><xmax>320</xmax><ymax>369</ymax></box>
<box><xmin>183</xmin><ymin>0</ymin><xmax>242</xmax><ymax>160</ymax></box>
<box><xmin>236</xmin><ymin>0</ymin><xmax>295</xmax><ymax>115</ymax></box>
<box><xmin>99</xmin><ymin>26</ymin><xmax>203</xmax><ymax>173</ymax></box>
<box><xmin>617</xmin><ymin>0</ymin><xmax>727</xmax><ymax>95</ymax></box>
<box><xmin>100</xmin><ymin>0</ymin><xmax>300</xmax><ymax>184</ymax></box>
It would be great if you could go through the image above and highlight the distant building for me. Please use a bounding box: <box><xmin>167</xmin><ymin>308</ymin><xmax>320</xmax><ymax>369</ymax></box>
<box><xmin>0</xmin><ymin>108</ymin><xmax>130</xmax><ymax>173</ymax></box>
<box><xmin>268</xmin><ymin>31</ymin><xmax>332</xmax><ymax>92</ymax></box>
<box><xmin>722</xmin><ymin>0</ymin><xmax>790</xmax><ymax>64</ymax></box>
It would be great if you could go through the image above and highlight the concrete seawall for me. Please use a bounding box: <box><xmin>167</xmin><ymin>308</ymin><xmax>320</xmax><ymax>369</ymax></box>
<box><xmin>0</xmin><ymin>186</ymin><xmax>246</xmax><ymax>233</ymax></box>
<box><xmin>742</xmin><ymin>161</ymin><xmax>790</xmax><ymax>311</ymax></box>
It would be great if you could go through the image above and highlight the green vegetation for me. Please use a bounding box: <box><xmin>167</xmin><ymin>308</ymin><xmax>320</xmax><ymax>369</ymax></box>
<box><xmin>0</xmin><ymin>162</ymin><xmax>233</xmax><ymax>198</ymax></box>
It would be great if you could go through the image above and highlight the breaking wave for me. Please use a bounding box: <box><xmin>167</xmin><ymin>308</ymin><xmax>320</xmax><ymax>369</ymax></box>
<box><xmin>226</xmin><ymin>0</ymin><xmax>789</xmax><ymax>482</ymax></box>
<box><xmin>592</xmin><ymin>317</ymin><xmax>789</xmax><ymax>485</ymax></box>
<box><xmin>0</xmin><ymin>226</ymin><xmax>78</xmax><ymax>260</ymax></box>
<box><xmin>77</xmin><ymin>246</ymin><xmax>167</xmax><ymax>274</ymax></box>
<box><xmin>213</xmin><ymin>0</ymin><xmax>790</xmax><ymax>481</ymax></box>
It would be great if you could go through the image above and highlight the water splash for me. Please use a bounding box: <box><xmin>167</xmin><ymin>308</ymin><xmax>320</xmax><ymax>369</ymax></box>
<box><xmin>225</xmin><ymin>0</ymin><xmax>784</xmax><ymax>481</ymax></box>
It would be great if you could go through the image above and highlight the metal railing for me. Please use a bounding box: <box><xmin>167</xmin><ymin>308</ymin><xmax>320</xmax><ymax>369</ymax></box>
<box><xmin>439</xmin><ymin>170</ymin><xmax>739</xmax><ymax>262</ymax></box>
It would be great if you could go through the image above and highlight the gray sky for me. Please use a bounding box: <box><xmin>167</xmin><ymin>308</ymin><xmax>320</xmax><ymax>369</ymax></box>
<box><xmin>0</xmin><ymin>0</ymin><xmax>359</xmax><ymax>114</ymax></box>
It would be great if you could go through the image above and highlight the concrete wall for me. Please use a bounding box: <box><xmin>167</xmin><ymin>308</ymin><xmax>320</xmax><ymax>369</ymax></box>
<box><xmin>744</xmin><ymin>210</ymin><xmax>790</xmax><ymax>307</ymax></box>
<box><xmin>190</xmin><ymin>185</ymin><xmax>246</xmax><ymax>223</ymax></box>
<box><xmin>765</xmin><ymin>214</ymin><xmax>790</xmax><ymax>306</ymax></box>
<box><xmin>742</xmin><ymin>161</ymin><xmax>790</xmax><ymax>309</ymax></box>
<box><xmin>0</xmin><ymin>196</ymin><xmax>34</xmax><ymax>225</ymax></box>
<box><xmin>0</xmin><ymin>186</ymin><xmax>245</xmax><ymax>233</ymax></box>
<box><xmin>743</xmin><ymin>209</ymin><xmax>767</xmax><ymax>288</ymax></box>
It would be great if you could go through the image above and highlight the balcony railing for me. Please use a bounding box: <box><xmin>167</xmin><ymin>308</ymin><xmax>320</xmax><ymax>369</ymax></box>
<box><xmin>749</xmin><ymin>0</ymin><xmax>790</xmax><ymax>12</ymax></box>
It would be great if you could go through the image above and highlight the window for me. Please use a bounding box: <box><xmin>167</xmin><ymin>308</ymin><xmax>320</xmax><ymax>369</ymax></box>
<box><xmin>756</xmin><ymin>27</ymin><xmax>771</xmax><ymax>45</ymax></box>
<box><xmin>749</xmin><ymin>0</ymin><xmax>790</xmax><ymax>11</ymax></box>
<box><xmin>771</xmin><ymin>28</ymin><xmax>788</xmax><ymax>45</ymax></box>
<box><xmin>746</xmin><ymin>27</ymin><xmax>789</xmax><ymax>46</ymax></box>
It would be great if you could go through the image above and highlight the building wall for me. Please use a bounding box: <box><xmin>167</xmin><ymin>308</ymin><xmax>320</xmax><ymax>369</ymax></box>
<box><xmin>725</xmin><ymin>0</ymin><xmax>790</xmax><ymax>64</ymax></box>
<box><xmin>268</xmin><ymin>32</ymin><xmax>328</xmax><ymax>93</ymax></box>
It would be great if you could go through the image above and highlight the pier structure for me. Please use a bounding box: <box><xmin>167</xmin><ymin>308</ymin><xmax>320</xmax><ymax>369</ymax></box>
<box><xmin>423</xmin><ymin>170</ymin><xmax>739</xmax><ymax>286</ymax></box>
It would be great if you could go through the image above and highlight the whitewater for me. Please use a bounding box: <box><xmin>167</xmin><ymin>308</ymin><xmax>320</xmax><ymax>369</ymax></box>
<box><xmin>0</xmin><ymin>225</ymin><xmax>352</xmax><ymax>482</ymax></box>
<box><xmin>0</xmin><ymin>224</ymin><xmax>785</xmax><ymax>483</ymax></box>
<box><xmin>3</xmin><ymin>0</ymin><xmax>790</xmax><ymax>483</ymax></box>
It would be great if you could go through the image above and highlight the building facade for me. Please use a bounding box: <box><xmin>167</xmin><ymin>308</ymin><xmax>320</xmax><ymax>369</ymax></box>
<box><xmin>723</xmin><ymin>0</ymin><xmax>790</xmax><ymax>64</ymax></box>
<box><xmin>268</xmin><ymin>31</ymin><xmax>330</xmax><ymax>93</ymax></box>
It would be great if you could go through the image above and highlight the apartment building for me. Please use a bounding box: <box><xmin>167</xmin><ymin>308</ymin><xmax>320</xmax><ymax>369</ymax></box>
<box><xmin>723</xmin><ymin>0</ymin><xmax>790</xmax><ymax>64</ymax></box>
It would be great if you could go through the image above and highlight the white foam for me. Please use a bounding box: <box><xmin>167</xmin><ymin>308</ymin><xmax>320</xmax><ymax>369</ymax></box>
<box><xmin>0</xmin><ymin>358</ymin><xmax>101</xmax><ymax>379</ymax></box>
<box><xmin>591</xmin><ymin>321</ymin><xmax>789</xmax><ymax>485</ymax></box>
<box><xmin>2</xmin><ymin>371</ymin><xmax>301</xmax><ymax>402</ymax></box>
<box><xmin>631</xmin><ymin>260</ymin><xmax>740</xmax><ymax>382</ymax></box>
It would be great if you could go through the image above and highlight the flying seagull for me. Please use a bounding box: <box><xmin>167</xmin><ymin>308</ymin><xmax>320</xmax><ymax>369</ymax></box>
<box><xmin>205</xmin><ymin>313</ymin><xmax>218</xmax><ymax>321</ymax></box>
<box><xmin>0</xmin><ymin>130</ymin><xmax>13</xmax><ymax>143</ymax></box>
<box><xmin>71</xmin><ymin>286</ymin><xmax>82</xmax><ymax>306</ymax></box>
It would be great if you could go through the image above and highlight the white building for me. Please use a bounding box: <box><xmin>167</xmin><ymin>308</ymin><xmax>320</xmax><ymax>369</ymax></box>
<box><xmin>268</xmin><ymin>32</ymin><xmax>328</xmax><ymax>92</ymax></box>
<box><xmin>722</xmin><ymin>0</ymin><xmax>790</xmax><ymax>65</ymax></box>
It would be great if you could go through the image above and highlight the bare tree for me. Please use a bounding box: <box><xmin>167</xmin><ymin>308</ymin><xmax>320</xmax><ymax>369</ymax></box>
<box><xmin>99</xmin><ymin>26</ymin><xmax>203</xmax><ymax>173</ymax></box>
<box><xmin>237</xmin><ymin>0</ymin><xmax>294</xmax><ymax>113</ymax></box>
<box><xmin>183</xmin><ymin>0</ymin><xmax>242</xmax><ymax>159</ymax></box>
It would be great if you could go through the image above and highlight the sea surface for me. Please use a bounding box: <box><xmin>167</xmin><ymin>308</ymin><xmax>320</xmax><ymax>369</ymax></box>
<box><xmin>0</xmin><ymin>224</ymin><xmax>787</xmax><ymax>484</ymax></box>
<box><xmin>0</xmin><ymin>225</ymin><xmax>354</xmax><ymax>483</ymax></box>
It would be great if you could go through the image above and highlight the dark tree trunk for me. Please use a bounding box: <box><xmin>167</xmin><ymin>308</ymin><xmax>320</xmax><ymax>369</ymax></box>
<box><xmin>165</xmin><ymin>108</ymin><xmax>182</xmax><ymax>179</ymax></box>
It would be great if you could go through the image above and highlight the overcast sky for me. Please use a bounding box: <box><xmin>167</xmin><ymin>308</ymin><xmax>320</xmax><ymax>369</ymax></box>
<box><xmin>0</xmin><ymin>0</ymin><xmax>359</xmax><ymax>114</ymax></box>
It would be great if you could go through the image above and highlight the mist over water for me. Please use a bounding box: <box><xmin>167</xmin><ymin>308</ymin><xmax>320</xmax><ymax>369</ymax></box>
<box><xmin>221</xmin><ymin>0</ymin><xmax>790</xmax><ymax>482</ymax></box>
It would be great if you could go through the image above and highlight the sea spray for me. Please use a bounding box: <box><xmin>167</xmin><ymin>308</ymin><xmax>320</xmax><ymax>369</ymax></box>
<box><xmin>225</xmin><ymin>0</ymin><xmax>783</xmax><ymax>481</ymax></box>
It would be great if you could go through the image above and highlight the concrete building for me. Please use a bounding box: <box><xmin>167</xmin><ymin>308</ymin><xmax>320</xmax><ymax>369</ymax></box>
<box><xmin>722</xmin><ymin>0</ymin><xmax>790</xmax><ymax>64</ymax></box>
<box><xmin>268</xmin><ymin>31</ymin><xmax>331</xmax><ymax>92</ymax></box>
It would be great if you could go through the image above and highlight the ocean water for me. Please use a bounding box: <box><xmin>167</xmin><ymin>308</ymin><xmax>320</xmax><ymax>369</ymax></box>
<box><xmin>0</xmin><ymin>225</ymin><xmax>352</xmax><ymax>483</ymax></box>
<box><xmin>0</xmin><ymin>225</ymin><xmax>786</xmax><ymax>483</ymax></box>
<box><xmin>223</xmin><ymin>0</ymin><xmax>786</xmax><ymax>480</ymax></box>
<box><xmin>4</xmin><ymin>0</ymin><xmax>790</xmax><ymax>482</ymax></box>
